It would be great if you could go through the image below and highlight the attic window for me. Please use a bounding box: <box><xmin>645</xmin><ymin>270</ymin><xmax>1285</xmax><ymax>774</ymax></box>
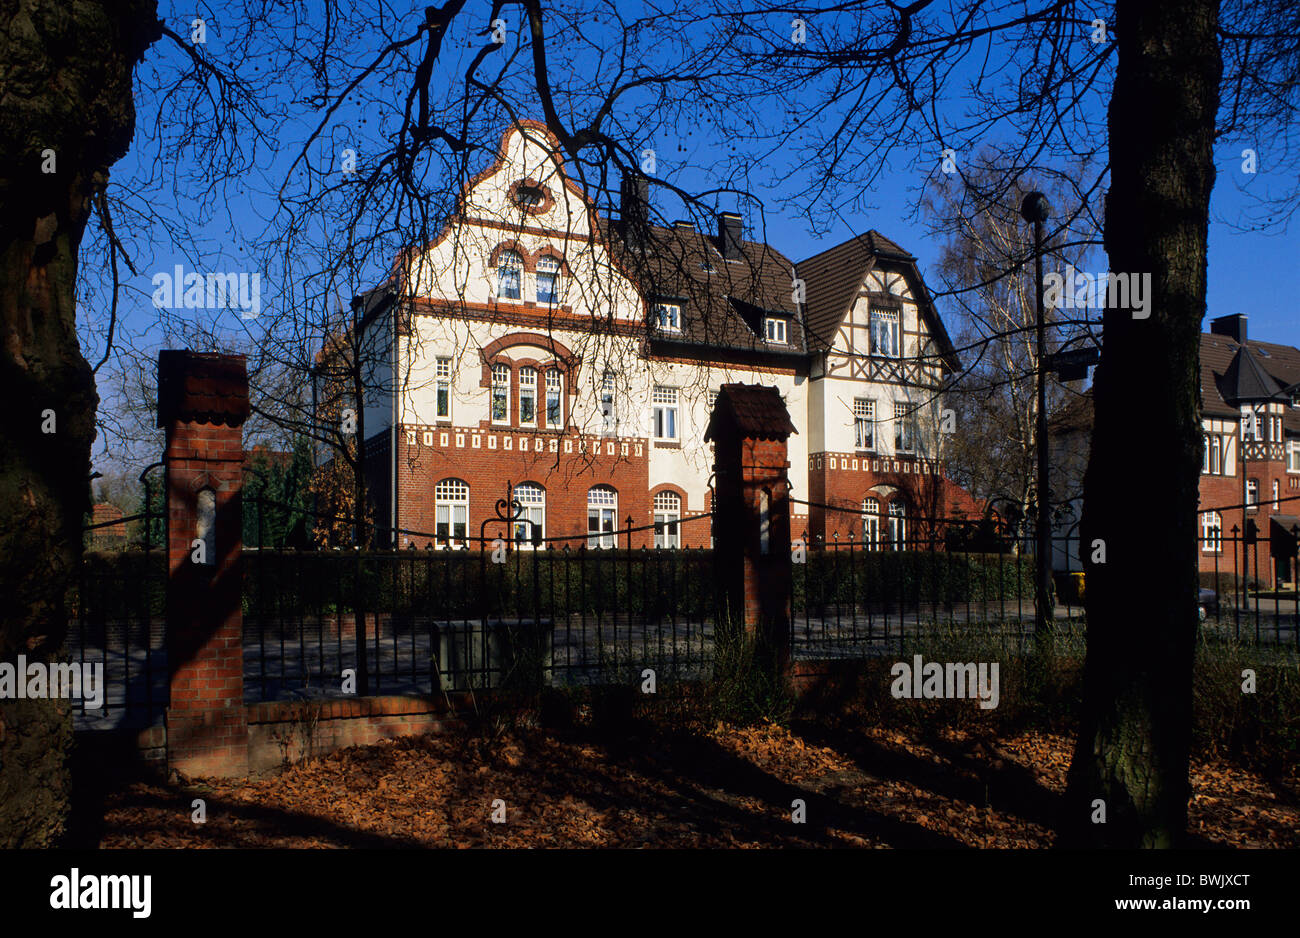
<box><xmin>515</xmin><ymin>184</ymin><xmax>545</xmax><ymax>208</ymax></box>
<box><xmin>653</xmin><ymin>303</ymin><xmax>682</xmax><ymax>333</ymax></box>
<box><xmin>764</xmin><ymin>317</ymin><xmax>787</xmax><ymax>344</ymax></box>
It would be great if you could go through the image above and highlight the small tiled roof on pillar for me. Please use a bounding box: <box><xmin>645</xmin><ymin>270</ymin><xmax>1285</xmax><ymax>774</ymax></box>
<box><xmin>157</xmin><ymin>350</ymin><xmax>251</xmax><ymax>427</ymax></box>
<box><xmin>704</xmin><ymin>383</ymin><xmax>797</xmax><ymax>441</ymax></box>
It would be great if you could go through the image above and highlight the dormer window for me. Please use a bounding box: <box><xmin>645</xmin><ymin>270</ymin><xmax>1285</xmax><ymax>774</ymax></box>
<box><xmin>764</xmin><ymin>317</ymin><xmax>787</xmax><ymax>344</ymax></box>
<box><xmin>653</xmin><ymin>303</ymin><xmax>682</xmax><ymax>333</ymax></box>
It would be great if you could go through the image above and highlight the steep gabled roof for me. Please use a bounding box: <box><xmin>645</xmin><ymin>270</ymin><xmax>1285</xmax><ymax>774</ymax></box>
<box><xmin>1201</xmin><ymin>332</ymin><xmax>1300</xmax><ymax>436</ymax></box>
<box><xmin>603</xmin><ymin>220</ymin><xmax>808</xmax><ymax>359</ymax></box>
<box><xmin>794</xmin><ymin>231</ymin><xmax>960</xmax><ymax>371</ymax></box>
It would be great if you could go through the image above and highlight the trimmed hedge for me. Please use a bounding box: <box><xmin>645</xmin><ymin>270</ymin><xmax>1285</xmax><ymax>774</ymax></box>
<box><xmin>793</xmin><ymin>549</ymin><xmax>1035</xmax><ymax>611</ymax></box>
<box><xmin>242</xmin><ymin>547</ymin><xmax>719</xmax><ymax>620</ymax></box>
<box><xmin>73</xmin><ymin>546</ymin><xmax>1036</xmax><ymax>623</ymax></box>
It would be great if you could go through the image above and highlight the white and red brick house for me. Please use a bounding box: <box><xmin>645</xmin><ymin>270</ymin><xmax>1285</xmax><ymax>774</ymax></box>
<box><xmin>345</xmin><ymin>120</ymin><xmax>978</xmax><ymax>550</ymax></box>
<box><xmin>1197</xmin><ymin>314</ymin><xmax>1300</xmax><ymax>586</ymax></box>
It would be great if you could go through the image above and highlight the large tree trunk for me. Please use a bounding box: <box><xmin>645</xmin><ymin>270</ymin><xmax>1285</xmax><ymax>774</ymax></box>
<box><xmin>0</xmin><ymin>0</ymin><xmax>159</xmax><ymax>846</ymax></box>
<box><xmin>1060</xmin><ymin>0</ymin><xmax>1221</xmax><ymax>847</ymax></box>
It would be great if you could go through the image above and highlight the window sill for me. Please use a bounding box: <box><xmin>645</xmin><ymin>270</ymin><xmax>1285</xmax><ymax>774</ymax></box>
<box><xmin>654</xmin><ymin>440</ymin><xmax>682</xmax><ymax>449</ymax></box>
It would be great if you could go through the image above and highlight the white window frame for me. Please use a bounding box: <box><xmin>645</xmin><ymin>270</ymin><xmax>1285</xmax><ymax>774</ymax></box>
<box><xmin>1247</xmin><ymin>478</ymin><xmax>1259</xmax><ymax>512</ymax></box>
<box><xmin>435</xmin><ymin>479</ymin><xmax>469</xmax><ymax>548</ymax></box>
<box><xmin>1201</xmin><ymin>511</ymin><xmax>1222</xmax><ymax>553</ymax></box>
<box><xmin>497</xmin><ymin>251</ymin><xmax>523</xmax><ymax>300</ymax></box>
<box><xmin>544</xmin><ymin>368</ymin><xmax>564</xmax><ymax>429</ymax></box>
<box><xmin>862</xmin><ymin>497</ymin><xmax>880</xmax><ymax>549</ymax></box>
<box><xmin>536</xmin><ymin>255</ymin><xmax>561</xmax><ymax>305</ymax></box>
<box><xmin>518</xmin><ymin>366</ymin><xmax>537</xmax><ymax>427</ymax></box>
<box><xmin>1289</xmin><ymin>441</ymin><xmax>1300</xmax><ymax>473</ymax></box>
<box><xmin>1273</xmin><ymin>478</ymin><xmax>1280</xmax><ymax>510</ymax></box>
<box><xmin>600</xmin><ymin>371</ymin><xmax>618</xmax><ymax>435</ymax></box>
<box><xmin>854</xmin><ymin>398</ymin><xmax>875</xmax><ymax>451</ymax></box>
<box><xmin>870</xmin><ymin>307</ymin><xmax>901</xmax><ymax>358</ymax></box>
<box><xmin>1241</xmin><ymin>406</ymin><xmax>1261</xmax><ymax>442</ymax></box>
<box><xmin>511</xmin><ymin>482</ymin><xmax>545</xmax><ymax>548</ymax></box>
<box><xmin>894</xmin><ymin>401</ymin><xmax>915</xmax><ymax>454</ymax></box>
<box><xmin>653</xmin><ymin>385</ymin><xmax>679</xmax><ymax>441</ymax></box>
<box><xmin>653</xmin><ymin>303</ymin><xmax>682</xmax><ymax>333</ymax></box>
<box><xmin>887</xmin><ymin>501</ymin><xmax>906</xmax><ymax>551</ymax></box>
<box><xmin>587</xmin><ymin>487</ymin><xmax>618</xmax><ymax>549</ymax></box>
<box><xmin>435</xmin><ymin>356</ymin><xmax>452</xmax><ymax>420</ymax></box>
<box><xmin>490</xmin><ymin>363</ymin><xmax>511</xmax><ymax>425</ymax></box>
<box><xmin>764</xmin><ymin>317</ymin><xmax>787</xmax><ymax>344</ymax></box>
<box><xmin>653</xmin><ymin>491</ymin><xmax>682</xmax><ymax>549</ymax></box>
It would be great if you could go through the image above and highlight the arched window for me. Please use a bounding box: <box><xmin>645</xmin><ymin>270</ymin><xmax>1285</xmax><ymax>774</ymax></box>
<box><xmin>536</xmin><ymin>255</ymin><xmax>562</xmax><ymax>305</ymax></box>
<box><xmin>512</xmin><ymin>482</ymin><xmax>545</xmax><ymax>547</ymax></box>
<box><xmin>518</xmin><ymin>366</ymin><xmax>537</xmax><ymax>426</ymax></box>
<box><xmin>491</xmin><ymin>363</ymin><xmax>510</xmax><ymax>424</ymax></box>
<box><xmin>887</xmin><ymin>499</ymin><xmax>906</xmax><ymax>551</ymax></box>
<box><xmin>1201</xmin><ymin>511</ymin><xmax>1222</xmax><ymax>553</ymax></box>
<box><xmin>496</xmin><ymin>250</ymin><xmax>523</xmax><ymax>300</ymax></box>
<box><xmin>862</xmin><ymin>497</ymin><xmax>881</xmax><ymax>550</ymax></box>
<box><xmin>435</xmin><ymin>479</ymin><xmax>469</xmax><ymax>548</ymax></box>
<box><xmin>587</xmin><ymin>486</ymin><xmax>618</xmax><ymax>549</ymax></box>
<box><xmin>653</xmin><ymin>491</ymin><xmax>681</xmax><ymax>549</ymax></box>
<box><xmin>544</xmin><ymin>368</ymin><xmax>564</xmax><ymax>428</ymax></box>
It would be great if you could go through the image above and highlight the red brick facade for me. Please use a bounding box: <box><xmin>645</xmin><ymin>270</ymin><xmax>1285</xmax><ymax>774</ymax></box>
<box><xmin>1199</xmin><ymin>454</ymin><xmax>1300</xmax><ymax>585</ymax></box>
<box><xmin>386</xmin><ymin>426</ymin><xmax>672</xmax><ymax>547</ymax></box>
<box><xmin>158</xmin><ymin>350</ymin><xmax>250</xmax><ymax>778</ymax></box>
<box><xmin>807</xmin><ymin>451</ymin><xmax>985</xmax><ymax>544</ymax></box>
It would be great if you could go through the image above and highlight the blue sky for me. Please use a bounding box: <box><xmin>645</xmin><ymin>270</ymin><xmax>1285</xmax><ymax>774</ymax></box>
<box><xmin>86</xmin><ymin>2</ymin><xmax>1300</xmax><ymax>470</ymax></box>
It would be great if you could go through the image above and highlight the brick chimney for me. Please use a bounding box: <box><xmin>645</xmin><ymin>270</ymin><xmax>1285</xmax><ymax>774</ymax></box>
<box><xmin>718</xmin><ymin>212</ymin><xmax>744</xmax><ymax>261</ymax></box>
<box><xmin>620</xmin><ymin>173</ymin><xmax>649</xmax><ymax>248</ymax></box>
<box><xmin>1210</xmin><ymin>313</ymin><xmax>1248</xmax><ymax>344</ymax></box>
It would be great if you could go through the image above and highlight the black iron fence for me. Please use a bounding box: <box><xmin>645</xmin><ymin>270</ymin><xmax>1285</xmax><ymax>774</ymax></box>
<box><xmin>69</xmin><ymin>463</ymin><xmax>167</xmax><ymax>728</ymax></box>
<box><xmin>69</xmin><ymin>485</ymin><xmax>1300</xmax><ymax>729</ymax></box>
<box><xmin>242</xmin><ymin>505</ymin><xmax>721</xmax><ymax>702</ymax></box>
<box><xmin>790</xmin><ymin>497</ymin><xmax>1073</xmax><ymax>660</ymax></box>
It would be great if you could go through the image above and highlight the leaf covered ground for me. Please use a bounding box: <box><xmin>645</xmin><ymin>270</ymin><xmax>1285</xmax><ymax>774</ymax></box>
<box><xmin>83</xmin><ymin>720</ymin><xmax>1299</xmax><ymax>848</ymax></box>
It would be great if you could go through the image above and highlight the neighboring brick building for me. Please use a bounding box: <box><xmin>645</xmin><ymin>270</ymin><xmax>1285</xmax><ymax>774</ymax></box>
<box><xmin>89</xmin><ymin>502</ymin><xmax>127</xmax><ymax>550</ymax></box>
<box><xmin>340</xmin><ymin>120</ymin><xmax>977</xmax><ymax>550</ymax></box>
<box><xmin>1048</xmin><ymin>314</ymin><xmax>1300</xmax><ymax>587</ymax></box>
<box><xmin>1198</xmin><ymin>314</ymin><xmax>1300</xmax><ymax>587</ymax></box>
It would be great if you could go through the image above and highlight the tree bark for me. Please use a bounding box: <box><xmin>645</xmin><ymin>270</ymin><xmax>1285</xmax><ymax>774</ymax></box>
<box><xmin>1060</xmin><ymin>0</ymin><xmax>1221</xmax><ymax>847</ymax></box>
<box><xmin>0</xmin><ymin>0</ymin><xmax>159</xmax><ymax>846</ymax></box>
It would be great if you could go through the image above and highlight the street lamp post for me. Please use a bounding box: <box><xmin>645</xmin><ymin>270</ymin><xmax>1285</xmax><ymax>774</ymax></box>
<box><xmin>1021</xmin><ymin>191</ymin><xmax>1054</xmax><ymax>634</ymax></box>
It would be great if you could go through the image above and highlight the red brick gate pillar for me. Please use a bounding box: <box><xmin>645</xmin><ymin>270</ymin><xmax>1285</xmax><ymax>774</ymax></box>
<box><xmin>157</xmin><ymin>351</ymin><xmax>250</xmax><ymax>778</ymax></box>
<box><xmin>705</xmin><ymin>384</ymin><xmax>796</xmax><ymax>676</ymax></box>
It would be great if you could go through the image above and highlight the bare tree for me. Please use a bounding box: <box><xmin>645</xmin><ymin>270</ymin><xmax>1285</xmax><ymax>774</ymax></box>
<box><xmin>712</xmin><ymin>0</ymin><xmax>1298</xmax><ymax>847</ymax></box>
